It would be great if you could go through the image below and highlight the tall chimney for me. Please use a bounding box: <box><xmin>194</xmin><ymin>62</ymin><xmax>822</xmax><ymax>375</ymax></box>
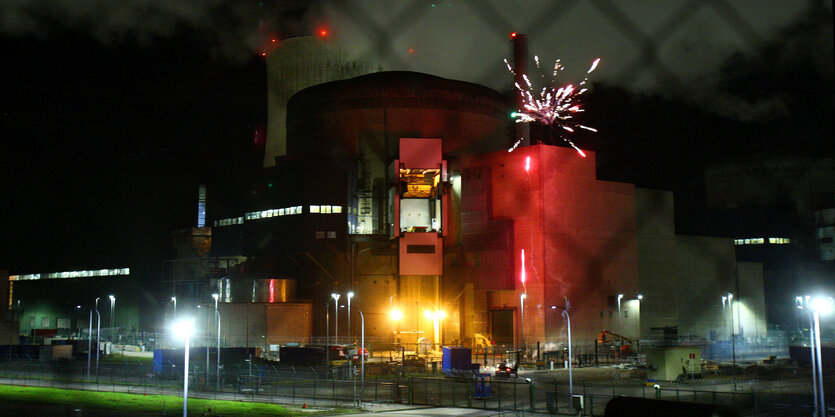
<box><xmin>511</xmin><ymin>33</ymin><xmax>531</xmax><ymax>147</ymax></box>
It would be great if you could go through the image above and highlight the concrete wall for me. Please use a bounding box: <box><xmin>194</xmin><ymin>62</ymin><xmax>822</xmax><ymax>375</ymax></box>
<box><xmin>636</xmin><ymin>188</ymin><xmax>766</xmax><ymax>342</ymax></box>
<box><xmin>218</xmin><ymin>302</ymin><xmax>312</xmax><ymax>348</ymax></box>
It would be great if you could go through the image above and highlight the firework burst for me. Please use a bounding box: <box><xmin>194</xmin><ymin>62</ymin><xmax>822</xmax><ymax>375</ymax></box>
<box><xmin>505</xmin><ymin>56</ymin><xmax>600</xmax><ymax>156</ymax></box>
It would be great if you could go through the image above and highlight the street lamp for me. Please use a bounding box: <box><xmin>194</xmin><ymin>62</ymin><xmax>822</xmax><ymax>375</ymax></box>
<box><xmin>171</xmin><ymin>317</ymin><xmax>196</xmax><ymax>417</ymax></box>
<box><xmin>212</xmin><ymin>293</ymin><xmax>220</xmax><ymax>391</ymax></box>
<box><xmin>551</xmin><ymin>304</ymin><xmax>573</xmax><ymax>398</ymax></box>
<box><xmin>87</xmin><ymin>302</ymin><xmax>101</xmax><ymax>378</ymax></box>
<box><xmin>171</xmin><ymin>296</ymin><xmax>177</xmax><ymax>315</ymax></box>
<box><xmin>108</xmin><ymin>295</ymin><xmax>116</xmax><ymax>332</ymax></box>
<box><xmin>94</xmin><ymin>297</ymin><xmax>101</xmax><ymax>375</ymax></box>
<box><xmin>331</xmin><ymin>293</ymin><xmax>341</xmax><ymax>344</ymax></box>
<box><xmin>809</xmin><ymin>296</ymin><xmax>833</xmax><ymax>417</ymax></box>
<box><xmin>797</xmin><ymin>297</ymin><xmax>820</xmax><ymax>416</ymax></box>
<box><xmin>520</xmin><ymin>293</ymin><xmax>527</xmax><ymax>356</ymax></box>
<box><xmin>424</xmin><ymin>310</ymin><xmax>446</xmax><ymax>350</ymax></box>
<box><xmin>727</xmin><ymin>293</ymin><xmax>736</xmax><ymax>373</ymax></box>
<box><xmin>617</xmin><ymin>294</ymin><xmax>624</xmax><ymax>316</ymax></box>
<box><xmin>347</xmin><ymin>292</ymin><xmax>354</xmax><ymax>341</ymax></box>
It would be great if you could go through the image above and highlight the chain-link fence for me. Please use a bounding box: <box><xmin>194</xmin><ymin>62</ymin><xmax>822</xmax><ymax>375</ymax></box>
<box><xmin>1</xmin><ymin>356</ymin><xmax>824</xmax><ymax>416</ymax></box>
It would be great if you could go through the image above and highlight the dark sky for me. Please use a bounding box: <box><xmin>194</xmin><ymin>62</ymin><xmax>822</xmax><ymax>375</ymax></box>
<box><xmin>0</xmin><ymin>0</ymin><xmax>832</xmax><ymax>275</ymax></box>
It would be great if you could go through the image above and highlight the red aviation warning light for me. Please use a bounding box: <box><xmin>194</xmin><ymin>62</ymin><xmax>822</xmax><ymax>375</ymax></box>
<box><xmin>317</xmin><ymin>28</ymin><xmax>329</xmax><ymax>38</ymax></box>
<box><xmin>510</xmin><ymin>32</ymin><xmax>517</xmax><ymax>39</ymax></box>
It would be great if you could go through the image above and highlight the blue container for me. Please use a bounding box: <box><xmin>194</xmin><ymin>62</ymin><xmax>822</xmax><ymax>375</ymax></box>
<box><xmin>442</xmin><ymin>346</ymin><xmax>473</xmax><ymax>373</ymax></box>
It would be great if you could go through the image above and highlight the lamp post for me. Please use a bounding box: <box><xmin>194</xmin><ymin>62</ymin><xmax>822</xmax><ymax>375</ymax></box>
<box><xmin>108</xmin><ymin>295</ymin><xmax>116</xmax><ymax>336</ymax></box>
<box><xmin>347</xmin><ymin>292</ymin><xmax>354</xmax><ymax>342</ymax></box>
<box><xmin>520</xmin><ymin>293</ymin><xmax>527</xmax><ymax>357</ymax></box>
<box><xmin>172</xmin><ymin>318</ymin><xmax>196</xmax><ymax>417</ymax></box>
<box><xmin>94</xmin><ymin>297</ymin><xmax>101</xmax><ymax>375</ymax></box>
<box><xmin>359</xmin><ymin>309</ymin><xmax>365</xmax><ymax>404</ymax></box>
<box><xmin>424</xmin><ymin>310</ymin><xmax>446</xmax><ymax>350</ymax></box>
<box><xmin>87</xmin><ymin>307</ymin><xmax>93</xmax><ymax>377</ymax></box>
<box><xmin>727</xmin><ymin>293</ymin><xmax>736</xmax><ymax>374</ymax></box>
<box><xmin>212</xmin><ymin>293</ymin><xmax>220</xmax><ymax>391</ymax></box>
<box><xmin>617</xmin><ymin>294</ymin><xmax>624</xmax><ymax>316</ymax></box>
<box><xmin>637</xmin><ymin>294</ymin><xmax>643</xmax><ymax>338</ymax></box>
<box><xmin>171</xmin><ymin>296</ymin><xmax>177</xmax><ymax>315</ymax></box>
<box><xmin>332</xmin><ymin>293</ymin><xmax>341</xmax><ymax>345</ymax></box>
<box><xmin>551</xmin><ymin>304</ymin><xmax>573</xmax><ymax>397</ymax></box>
<box><xmin>797</xmin><ymin>297</ymin><xmax>819</xmax><ymax>416</ymax></box>
<box><xmin>809</xmin><ymin>296</ymin><xmax>833</xmax><ymax>417</ymax></box>
<box><xmin>326</xmin><ymin>297</ymin><xmax>330</xmax><ymax>364</ymax></box>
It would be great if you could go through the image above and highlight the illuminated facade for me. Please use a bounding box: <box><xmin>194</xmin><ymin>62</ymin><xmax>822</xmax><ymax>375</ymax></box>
<box><xmin>202</xmin><ymin>69</ymin><xmax>766</xmax><ymax>355</ymax></box>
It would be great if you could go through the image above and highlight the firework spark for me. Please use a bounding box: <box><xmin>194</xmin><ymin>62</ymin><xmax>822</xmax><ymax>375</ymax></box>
<box><xmin>505</xmin><ymin>56</ymin><xmax>600</xmax><ymax>156</ymax></box>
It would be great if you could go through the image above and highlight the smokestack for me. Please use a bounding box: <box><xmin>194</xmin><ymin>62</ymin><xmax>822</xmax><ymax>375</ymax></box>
<box><xmin>511</xmin><ymin>33</ymin><xmax>531</xmax><ymax>147</ymax></box>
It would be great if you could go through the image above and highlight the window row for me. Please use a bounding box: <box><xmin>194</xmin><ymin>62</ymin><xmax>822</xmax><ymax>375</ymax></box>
<box><xmin>214</xmin><ymin>204</ymin><xmax>345</xmax><ymax>227</ymax></box>
<box><xmin>213</xmin><ymin>217</ymin><xmax>244</xmax><ymax>227</ymax></box>
<box><xmin>733</xmin><ymin>237</ymin><xmax>791</xmax><ymax>245</ymax></box>
<box><xmin>309</xmin><ymin>205</ymin><xmax>343</xmax><ymax>214</ymax></box>
<box><xmin>9</xmin><ymin>268</ymin><xmax>130</xmax><ymax>281</ymax></box>
<box><xmin>314</xmin><ymin>231</ymin><xmax>338</xmax><ymax>239</ymax></box>
<box><xmin>246</xmin><ymin>206</ymin><xmax>304</xmax><ymax>220</ymax></box>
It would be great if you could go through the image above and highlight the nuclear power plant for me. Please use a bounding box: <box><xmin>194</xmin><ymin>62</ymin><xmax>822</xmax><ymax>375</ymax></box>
<box><xmin>12</xmin><ymin>32</ymin><xmax>835</xmax><ymax>363</ymax></box>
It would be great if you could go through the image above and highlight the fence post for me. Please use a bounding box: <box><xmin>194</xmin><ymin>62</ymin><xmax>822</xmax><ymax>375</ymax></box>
<box><xmin>498</xmin><ymin>381</ymin><xmax>503</xmax><ymax>410</ymax></box>
<box><xmin>514</xmin><ymin>380</ymin><xmax>518</xmax><ymax>410</ymax></box>
<box><xmin>408</xmin><ymin>377</ymin><xmax>414</xmax><ymax>405</ymax></box>
<box><xmin>466</xmin><ymin>379</ymin><xmax>472</xmax><ymax>408</ymax></box>
<box><xmin>425</xmin><ymin>379</ymin><xmax>429</xmax><ymax>404</ymax></box>
<box><xmin>529</xmin><ymin>381</ymin><xmax>536</xmax><ymax>412</ymax></box>
<box><xmin>450</xmin><ymin>379</ymin><xmax>456</xmax><ymax>407</ymax></box>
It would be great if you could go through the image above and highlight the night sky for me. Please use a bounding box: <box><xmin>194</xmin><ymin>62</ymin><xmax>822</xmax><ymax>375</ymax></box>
<box><xmin>1</xmin><ymin>0</ymin><xmax>832</xmax><ymax>278</ymax></box>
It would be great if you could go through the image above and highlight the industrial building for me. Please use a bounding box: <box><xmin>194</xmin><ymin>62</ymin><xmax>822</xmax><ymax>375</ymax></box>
<box><xmin>5</xmin><ymin>34</ymin><xmax>780</xmax><ymax>359</ymax></box>
<box><xmin>164</xmin><ymin>35</ymin><xmax>768</xmax><ymax>357</ymax></box>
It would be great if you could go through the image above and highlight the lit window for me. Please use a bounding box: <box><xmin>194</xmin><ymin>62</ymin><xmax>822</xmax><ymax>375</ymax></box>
<box><xmin>327</xmin><ymin>231</ymin><xmax>336</xmax><ymax>239</ymax></box>
<box><xmin>296</xmin><ymin>206</ymin><xmax>302</xmax><ymax>213</ymax></box>
<box><xmin>333</xmin><ymin>206</ymin><xmax>342</xmax><ymax>214</ymax></box>
<box><xmin>310</xmin><ymin>205</ymin><xmax>320</xmax><ymax>213</ymax></box>
<box><xmin>279</xmin><ymin>208</ymin><xmax>285</xmax><ymax>216</ymax></box>
<box><xmin>288</xmin><ymin>207</ymin><xmax>295</xmax><ymax>215</ymax></box>
<box><xmin>315</xmin><ymin>231</ymin><xmax>325</xmax><ymax>239</ymax></box>
<box><xmin>321</xmin><ymin>205</ymin><xmax>332</xmax><ymax>214</ymax></box>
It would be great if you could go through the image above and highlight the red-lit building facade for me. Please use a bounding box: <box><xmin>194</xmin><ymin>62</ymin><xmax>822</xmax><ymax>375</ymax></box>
<box><xmin>201</xmin><ymin>42</ymin><xmax>765</xmax><ymax>355</ymax></box>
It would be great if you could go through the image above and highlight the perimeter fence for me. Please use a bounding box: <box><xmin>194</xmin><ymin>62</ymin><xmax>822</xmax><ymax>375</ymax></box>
<box><xmin>0</xmin><ymin>358</ymin><xmax>821</xmax><ymax>416</ymax></box>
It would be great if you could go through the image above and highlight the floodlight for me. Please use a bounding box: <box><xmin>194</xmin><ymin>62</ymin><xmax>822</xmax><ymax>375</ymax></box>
<box><xmin>171</xmin><ymin>318</ymin><xmax>196</xmax><ymax>339</ymax></box>
<box><xmin>331</xmin><ymin>293</ymin><xmax>340</xmax><ymax>301</ymax></box>
<box><xmin>390</xmin><ymin>308</ymin><xmax>403</xmax><ymax>321</ymax></box>
<box><xmin>424</xmin><ymin>310</ymin><xmax>432</xmax><ymax>319</ymax></box>
<box><xmin>212</xmin><ymin>293</ymin><xmax>219</xmax><ymax>301</ymax></box>
<box><xmin>811</xmin><ymin>297</ymin><xmax>835</xmax><ymax>315</ymax></box>
<box><xmin>347</xmin><ymin>291</ymin><xmax>354</xmax><ymax>299</ymax></box>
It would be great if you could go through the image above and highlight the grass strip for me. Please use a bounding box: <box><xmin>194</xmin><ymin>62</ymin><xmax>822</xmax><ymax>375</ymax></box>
<box><xmin>0</xmin><ymin>384</ymin><xmax>353</xmax><ymax>416</ymax></box>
